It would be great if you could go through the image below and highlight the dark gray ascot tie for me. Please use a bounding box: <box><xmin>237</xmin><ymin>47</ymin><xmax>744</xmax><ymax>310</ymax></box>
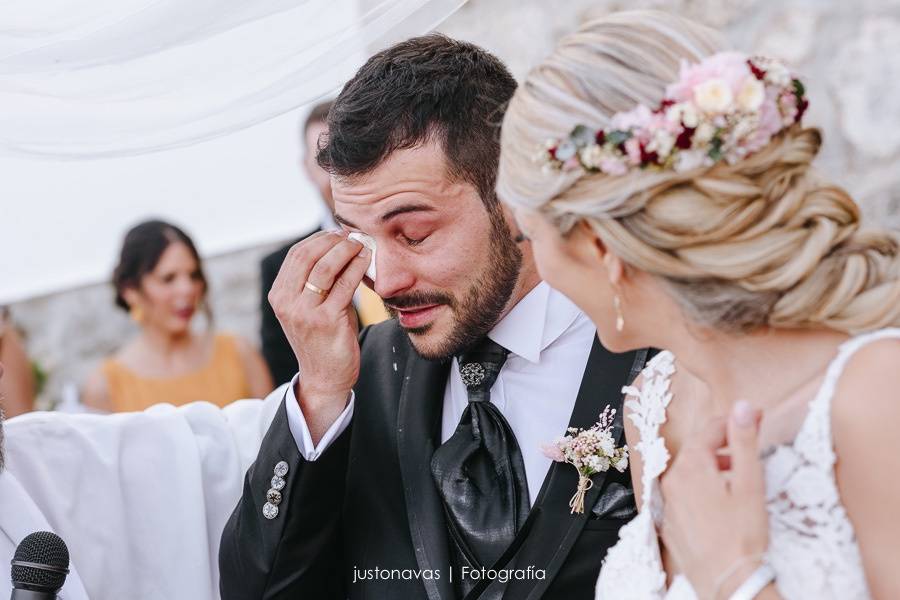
<box><xmin>430</xmin><ymin>337</ymin><xmax>531</xmax><ymax>570</ymax></box>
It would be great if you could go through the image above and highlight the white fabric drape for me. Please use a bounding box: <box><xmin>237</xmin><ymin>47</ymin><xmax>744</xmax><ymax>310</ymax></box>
<box><xmin>0</xmin><ymin>0</ymin><xmax>467</xmax><ymax>158</ymax></box>
<box><xmin>0</xmin><ymin>389</ymin><xmax>285</xmax><ymax>599</ymax></box>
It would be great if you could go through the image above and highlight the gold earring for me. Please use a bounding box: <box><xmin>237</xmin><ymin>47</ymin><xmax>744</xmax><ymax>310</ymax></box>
<box><xmin>130</xmin><ymin>306</ymin><xmax>144</xmax><ymax>324</ymax></box>
<box><xmin>613</xmin><ymin>295</ymin><xmax>625</xmax><ymax>332</ymax></box>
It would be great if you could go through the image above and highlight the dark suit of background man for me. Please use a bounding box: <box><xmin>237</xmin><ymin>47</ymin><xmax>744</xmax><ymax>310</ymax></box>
<box><xmin>259</xmin><ymin>102</ymin><xmax>387</xmax><ymax>385</ymax></box>
<box><xmin>221</xmin><ymin>34</ymin><xmax>649</xmax><ymax>600</ymax></box>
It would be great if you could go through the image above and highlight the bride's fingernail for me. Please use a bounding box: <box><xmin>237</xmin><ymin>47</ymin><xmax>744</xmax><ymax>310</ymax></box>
<box><xmin>733</xmin><ymin>400</ymin><xmax>756</xmax><ymax>428</ymax></box>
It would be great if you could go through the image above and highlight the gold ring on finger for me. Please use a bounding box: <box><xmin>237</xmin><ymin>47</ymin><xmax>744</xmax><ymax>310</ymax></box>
<box><xmin>304</xmin><ymin>280</ymin><xmax>329</xmax><ymax>297</ymax></box>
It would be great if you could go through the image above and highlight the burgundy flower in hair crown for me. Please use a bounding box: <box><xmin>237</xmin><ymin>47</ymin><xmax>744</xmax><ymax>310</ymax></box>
<box><xmin>539</xmin><ymin>52</ymin><xmax>809</xmax><ymax>175</ymax></box>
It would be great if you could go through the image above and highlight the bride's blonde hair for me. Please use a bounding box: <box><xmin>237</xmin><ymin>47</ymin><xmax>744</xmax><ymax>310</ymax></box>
<box><xmin>498</xmin><ymin>10</ymin><xmax>900</xmax><ymax>334</ymax></box>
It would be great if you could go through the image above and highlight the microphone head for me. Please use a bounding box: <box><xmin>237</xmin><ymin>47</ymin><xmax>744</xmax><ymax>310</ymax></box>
<box><xmin>11</xmin><ymin>531</ymin><xmax>69</xmax><ymax>592</ymax></box>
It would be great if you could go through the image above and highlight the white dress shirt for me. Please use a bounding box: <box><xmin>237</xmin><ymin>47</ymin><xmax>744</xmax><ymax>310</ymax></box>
<box><xmin>287</xmin><ymin>282</ymin><xmax>597</xmax><ymax>505</ymax></box>
<box><xmin>0</xmin><ymin>388</ymin><xmax>283</xmax><ymax>599</ymax></box>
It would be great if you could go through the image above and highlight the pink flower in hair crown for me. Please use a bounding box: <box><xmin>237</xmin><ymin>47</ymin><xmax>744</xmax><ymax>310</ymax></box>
<box><xmin>539</xmin><ymin>53</ymin><xmax>809</xmax><ymax>176</ymax></box>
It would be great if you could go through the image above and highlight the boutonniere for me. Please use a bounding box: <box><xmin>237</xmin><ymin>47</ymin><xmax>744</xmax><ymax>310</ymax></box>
<box><xmin>541</xmin><ymin>406</ymin><xmax>629</xmax><ymax>514</ymax></box>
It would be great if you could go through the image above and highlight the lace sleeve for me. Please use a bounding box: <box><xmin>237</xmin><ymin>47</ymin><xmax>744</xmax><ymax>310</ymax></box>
<box><xmin>622</xmin><ymin>351</ymin><xmax>675</xmax><ymax>513</ymax></box>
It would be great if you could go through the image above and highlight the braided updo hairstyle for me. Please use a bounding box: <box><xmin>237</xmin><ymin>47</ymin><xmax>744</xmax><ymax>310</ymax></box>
<box><xmin>498</xmin><ymin>10</ymin><xmax>900</xmax><ymax>334</ymax></box>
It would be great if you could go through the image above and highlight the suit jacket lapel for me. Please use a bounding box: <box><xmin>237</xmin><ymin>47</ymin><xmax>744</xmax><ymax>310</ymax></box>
<box><xmin>503</xmin><ymin>338</ymin><xmax>640</xmax><ymax>600</ymax></box>
<box><xmin>396</xmin><ymin>349</ymin><xmax>455</xmax><ymax>600</ymax></box>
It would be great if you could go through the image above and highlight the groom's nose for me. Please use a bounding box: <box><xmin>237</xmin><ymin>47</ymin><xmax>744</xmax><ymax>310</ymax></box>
<box><xmin>372</xmin><ymin>246</ymin><xmax>416</xmax><ymax>300</ymax></box>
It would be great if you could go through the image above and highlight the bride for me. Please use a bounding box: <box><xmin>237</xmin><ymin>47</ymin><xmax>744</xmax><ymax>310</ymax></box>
<box><xmin>496</xmin><ymin>10</ymin><xmax>900</xmax><ymax>600</ymax></box>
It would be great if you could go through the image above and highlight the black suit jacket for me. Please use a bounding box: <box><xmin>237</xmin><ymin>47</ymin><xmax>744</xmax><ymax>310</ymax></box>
<box><xmin>260</xmin><ymin>231</ymin><xmax>319</xmax><ymax>386</ymax></box>
<box><xmin>220</xmin><ymin>319</ymin><xmax>649</xmax><ymax>600</ymax></box>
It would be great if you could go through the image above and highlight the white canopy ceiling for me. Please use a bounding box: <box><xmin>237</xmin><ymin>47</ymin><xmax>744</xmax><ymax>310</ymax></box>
<box><xmin>0</xmin><ymin>0</ymin><xmax>466</xmax><ymax>303</ymax></box>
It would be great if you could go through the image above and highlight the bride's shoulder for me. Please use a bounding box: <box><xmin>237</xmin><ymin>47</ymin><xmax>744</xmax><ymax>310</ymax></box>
<box><xmin>826</xmin><ymin>335</ymin><xmax>900</xmax><ymax>495</ymax></box>
<box><xmin>838</xmin><ymin>333</ymin><xmax>900</xmax><ymax>371</ymax></box>
<box><xmin>831</xmin><ymin>335</ymin><xmax>900</xmax><ymax>425</ymax></box>
<box><xmin>827</xmin><ymin>335</ymin><xmax>900</xmax><ymax>584</ymax></box>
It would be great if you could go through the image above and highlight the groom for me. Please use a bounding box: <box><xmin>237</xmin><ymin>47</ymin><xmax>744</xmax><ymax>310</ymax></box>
<box><xmin>219</xmin><ymin>34</ymin><xmax>648</xmax><ymax>600</ymax></box>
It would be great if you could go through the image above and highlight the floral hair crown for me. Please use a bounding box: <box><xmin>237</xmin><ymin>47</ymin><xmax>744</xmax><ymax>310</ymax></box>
<box><xmin>540</xmin><ymin>52</ymin><xmax>809</xmax><ymax>176</ymax></box>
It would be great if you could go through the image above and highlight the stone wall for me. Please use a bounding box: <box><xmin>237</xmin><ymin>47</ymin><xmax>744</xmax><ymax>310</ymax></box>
<box><xmin>8</xmin><ymin>0</ymin><xmax>900</xmax><ymax>409</ymax></box>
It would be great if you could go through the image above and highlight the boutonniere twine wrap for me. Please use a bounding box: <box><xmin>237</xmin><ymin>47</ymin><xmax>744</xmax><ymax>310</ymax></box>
<box><xmin>538</xmin><ymin>52</ymin><xmax>808</xmax><ymax>176</ymax></box>
<box><xmin>541</xmin><ymin>406</ymin><xmax>629</xmax><ymax>514</ymax></box>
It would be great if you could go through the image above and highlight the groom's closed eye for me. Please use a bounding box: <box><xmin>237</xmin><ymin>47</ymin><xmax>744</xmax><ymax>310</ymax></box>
<box><xmin>393</xmin><ymin>220</ymin><xmax>436</xmax><ymax>247</ymax></box>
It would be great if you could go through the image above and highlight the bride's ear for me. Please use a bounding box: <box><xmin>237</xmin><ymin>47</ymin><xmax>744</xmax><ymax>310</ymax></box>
<box><xmin>577</xmin><ymin>219</ymin><xmax>609</xmax><ymax>257</ymax></box>
<box><xmin>578</xmin><ymin>220</ymin><xmax>626</xmax><ymax>286</ymax></box>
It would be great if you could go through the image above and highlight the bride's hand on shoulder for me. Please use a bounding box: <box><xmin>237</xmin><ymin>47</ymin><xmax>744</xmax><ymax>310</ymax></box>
<box><xmin>659</xmin><ymin>402</ymin><xmax>769</xmax><ymax>599</ymax></box>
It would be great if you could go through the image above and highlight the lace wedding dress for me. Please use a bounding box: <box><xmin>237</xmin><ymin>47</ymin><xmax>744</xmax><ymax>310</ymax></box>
<box><xmin>594</xmin><ymin>329</ymin><xmax>900</xmax><ymax>599</ymax></box>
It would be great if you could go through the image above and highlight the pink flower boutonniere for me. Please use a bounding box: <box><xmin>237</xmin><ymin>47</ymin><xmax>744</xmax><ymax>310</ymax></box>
<box><xmin>541</xmin><ymin>406</ymin><xmax>629</xmax><ymax>514</ymax></box>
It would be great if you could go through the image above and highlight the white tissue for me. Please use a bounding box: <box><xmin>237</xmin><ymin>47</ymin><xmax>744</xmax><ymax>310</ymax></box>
<box><xmin>348</xmin><ymin>232</ymin><xmax>377</xmax><ymax>280</ymax></box>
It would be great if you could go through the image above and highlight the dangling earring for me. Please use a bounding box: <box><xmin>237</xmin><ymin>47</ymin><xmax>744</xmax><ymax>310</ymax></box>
<box><xmin>613</xmin><ymin>295</ymin><xmax>625</xmax><ymax>332</ymax></box>
<box><xmin>130</xmin><ymin>305</ymin><xmax>144</xmax><ymax>324</ymax></box>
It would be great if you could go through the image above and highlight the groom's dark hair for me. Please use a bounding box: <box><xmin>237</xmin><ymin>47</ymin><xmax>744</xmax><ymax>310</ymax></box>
<box><xmin>317</xmin><ymin>34</ymin><xmax>517</xmax><ymax>208</ymax></box>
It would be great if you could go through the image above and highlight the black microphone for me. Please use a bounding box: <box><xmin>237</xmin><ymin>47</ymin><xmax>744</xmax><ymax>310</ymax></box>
<box><xmin>10</xmin><ymin>532</ymin><xmax>69</xmax><ymax>600</ymax></box>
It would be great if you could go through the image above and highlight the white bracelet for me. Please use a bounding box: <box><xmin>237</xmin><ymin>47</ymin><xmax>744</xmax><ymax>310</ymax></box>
<box><xmin>712</xmin><ymin>553</ymin><xmax>763</xmax><ymax>599</ymax></box>
<box><xmin>727</xmin><ymin>560</ymin><xmax>775</xmax><ymax>600</ymax></box>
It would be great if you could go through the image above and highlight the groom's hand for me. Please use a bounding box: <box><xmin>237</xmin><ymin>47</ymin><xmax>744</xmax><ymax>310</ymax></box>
<box><xmin>268</xmin><ymin>230</ymin><xmax>371</xmax><ymax>444</ymax></box>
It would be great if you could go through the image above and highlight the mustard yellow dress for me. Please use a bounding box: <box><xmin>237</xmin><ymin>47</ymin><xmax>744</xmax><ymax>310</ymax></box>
<box><xmin>101</xmin><ymin>333</ymin><xmax>251</xmax><ymax>412</ymax></box>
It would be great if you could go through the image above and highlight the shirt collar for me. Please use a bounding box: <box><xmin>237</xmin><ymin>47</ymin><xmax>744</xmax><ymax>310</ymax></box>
<box><xmin>488</xmin><ymin>281</ymin><xmax>584</xmax><ymax>364</ymax></box>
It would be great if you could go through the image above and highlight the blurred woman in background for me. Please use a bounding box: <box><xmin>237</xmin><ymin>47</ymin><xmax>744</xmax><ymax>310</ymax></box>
<box><xmin>0</xmin><ymin>307</ymin><xmax>35</xmax><ymax>417</ymax></box>
<box><xmin>82</xmin><ymin>219</ymin><xmax>272</xmax><ymax>412</ymax></box>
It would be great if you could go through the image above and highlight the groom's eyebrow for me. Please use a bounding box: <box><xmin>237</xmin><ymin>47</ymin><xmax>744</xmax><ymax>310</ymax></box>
<box><xmin>333</xmin><ymin>213</ymin><xmax>360</xmax><ymax>230</ymax></box>
<box><xmin>334</xmin><ymin>204</ymin><xmax>435</xmax><ymax>230</ymax></box>
<box><xmin>380</xmin><ymin>204</ymin><xmax>435</xmax><ymax>223</ymax></box>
